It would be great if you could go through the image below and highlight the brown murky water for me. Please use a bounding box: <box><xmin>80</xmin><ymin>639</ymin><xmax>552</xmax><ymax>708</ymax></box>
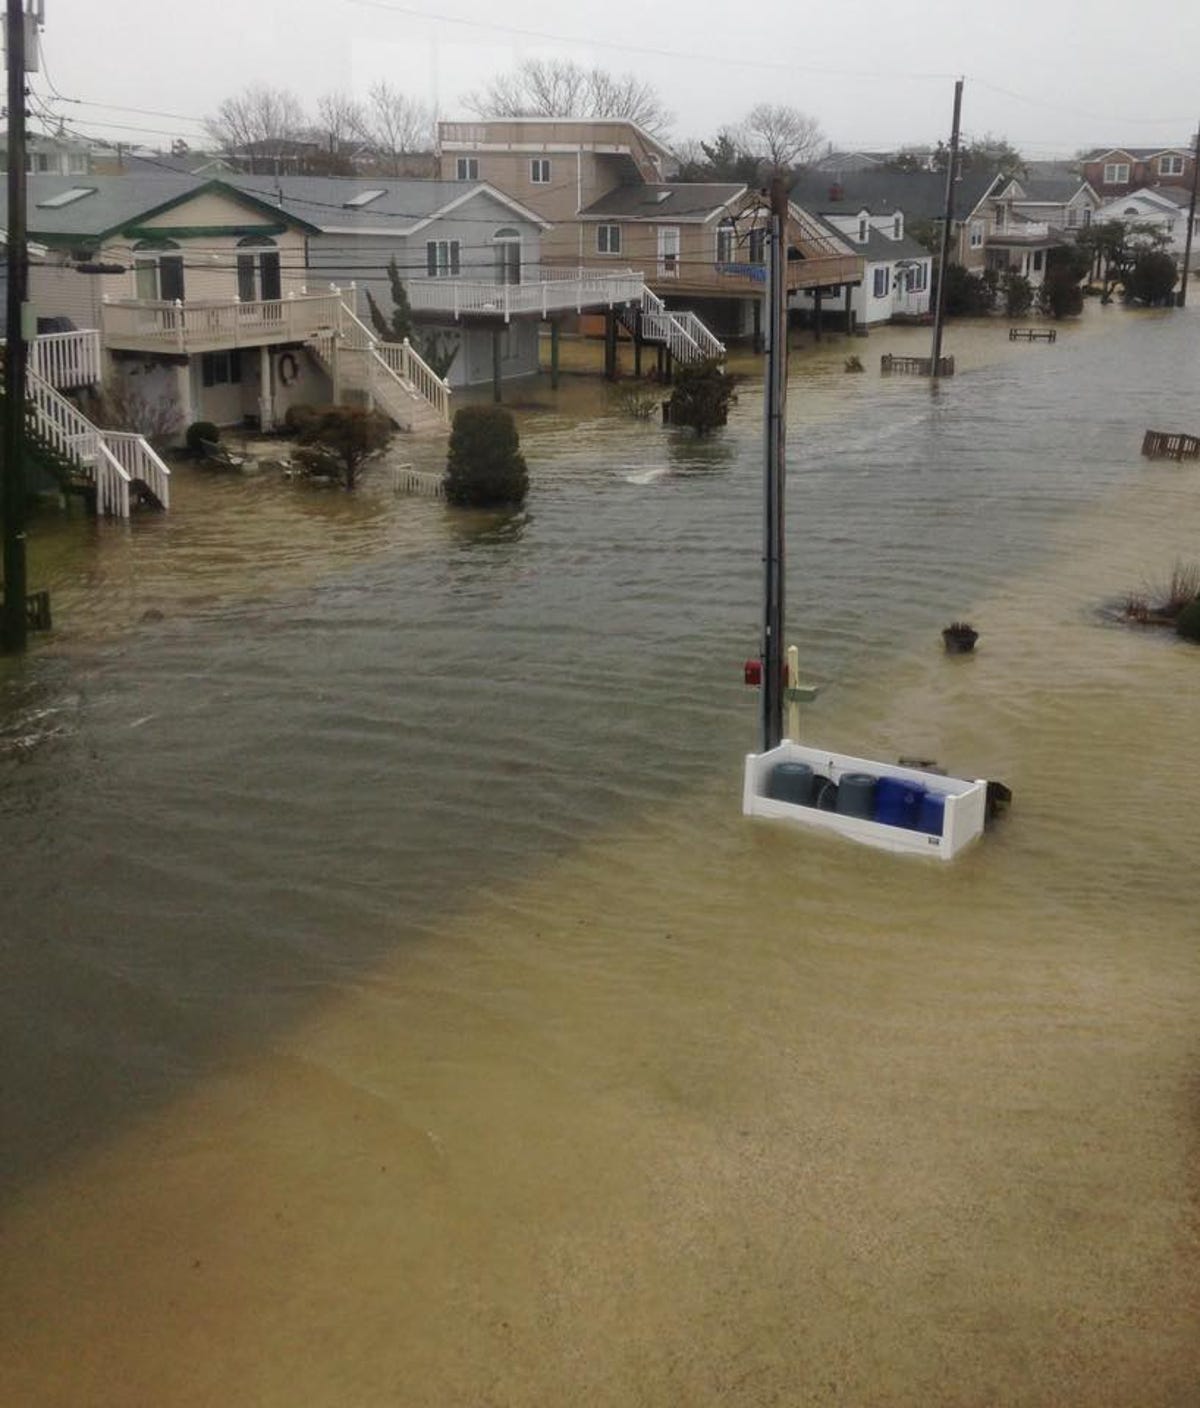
<box><xmin>2</xmin><ymin>308</ymin><xmax>1199</xmax><ymax>1406</ymax></box>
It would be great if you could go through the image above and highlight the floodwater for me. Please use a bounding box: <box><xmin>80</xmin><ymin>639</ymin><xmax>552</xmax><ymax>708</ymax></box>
<box><xmin>3</xmin><ymin>307</ymin><xmax>1199</xmax><ymax>1406</ymax></box>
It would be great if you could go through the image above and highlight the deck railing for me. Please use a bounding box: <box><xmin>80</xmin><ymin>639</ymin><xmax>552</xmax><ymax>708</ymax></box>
<box><xmin>100</xmin><ymin>292</ymin><xmax>345</xmax><ymax>353</ymax></box>
<box><xmin>1</xmin><ymin>329</ymin><xmax>103</xmax><ymax>390</ymax></box>
<box><xmin>407</xmin><ymin>270</ymin><xmax>645</xmax><ymax>321</ymax></box>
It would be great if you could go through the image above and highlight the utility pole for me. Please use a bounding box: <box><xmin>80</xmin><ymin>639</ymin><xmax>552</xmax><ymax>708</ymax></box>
<box><xmin>760</xmin><ymin>175</ymin><xmax>789</xmax><ymax>751</ymax></box>
<box><xmin>929</xmin><ymin>78</ymin><xmax>964</xmax><ymax>379</ymax></box>
<box><xmin>2</xmin><ymin>0</ymin><xmax>32</xmax><ymax>653</ymax></box>
<box><xmin>1178</xmin><ymin>121</ymin><xmax>1199</xmax><ymax>308</ymax></box>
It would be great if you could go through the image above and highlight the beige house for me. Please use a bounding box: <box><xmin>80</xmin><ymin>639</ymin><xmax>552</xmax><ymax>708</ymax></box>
<box><xmin>438</xmin><ymin>117</ymin><xmax>864</xmax><ymax>340</ymax></box>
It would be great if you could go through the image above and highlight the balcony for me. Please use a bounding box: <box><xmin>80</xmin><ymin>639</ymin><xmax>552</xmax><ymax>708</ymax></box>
<box><xmin>988</xmin><ymin>221</ymin><xmax>1052</xmax><ymax>243</ymax></box>
<box><xmin>99</xmin><ymin>291</ymin><xmax>347</xmax><ymax>355</ymax></box>
<box><xmin>406</xmin><ymin>269</ymin><xmax>647</xmax><ymax>321</ymax></box>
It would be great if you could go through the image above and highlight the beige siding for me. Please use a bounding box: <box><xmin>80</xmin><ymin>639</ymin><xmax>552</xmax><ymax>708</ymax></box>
<box><xmin>28</xmin><ymin>262</ymin><xmax>109</xmax><ymax>328</ymax></box>
<box><xmin>138</xmin><ymin>189</ymin><xmax>285</xmax><ymax>230</ymax></box>
<box><xmin>98</xmin><ymin>230</ymin><xmax>309</xmax><ymax>303</ymax></box>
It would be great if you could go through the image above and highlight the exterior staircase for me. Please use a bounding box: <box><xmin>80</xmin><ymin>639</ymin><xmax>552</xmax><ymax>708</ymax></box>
<box><xmin>617</xmin><ymin>287</ymin><xmax>725</xmax><ymax>364</ymax></box>
<box><xmin>26</xmin><ymin>367</ymin><xmax>171</xmax><ymax>516</ymax></box>
<box><xmin>307</xmin><ymin>302</ymin><xmax>451</xmax><ymax>435</ymax></box>
<box><xmin>1</xmin><ymin>333</ymin><xmax>170</xmax><ymax>518</ymax></box>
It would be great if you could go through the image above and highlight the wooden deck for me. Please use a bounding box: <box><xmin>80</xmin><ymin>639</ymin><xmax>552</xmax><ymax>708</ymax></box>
<box><xmin>1009</xmin><ymin>327</ymin><xmax>1057</xmax><ymax>342</ymax></box>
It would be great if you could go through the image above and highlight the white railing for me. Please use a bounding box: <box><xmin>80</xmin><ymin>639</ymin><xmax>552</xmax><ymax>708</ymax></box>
<box><xmin>25</xmin><ymin>366</ymin><xmax>169</xmax><ymax>517</ymax></box>
<box><xmin>992</xmin><ymin>220</ymin><xmax>1051</xmax><ymax>240</ymax></box>
<box><xmin>101</xmin><ymin>431</ymin><xmax>172</xmax><ymax>511</ymax></box>
<box><xmin>1</xmin><ymin>329</ymin><xmax>102</xmax><ymax>389</ymax></box>
<box><xmin>635</xmin><ymin>286</ymin><xmax>725</xmax><ymax>364</ymax></box>
<box><xmin>406</xmin><ymin>270</ymin><xmax>645</xmax><ymax>321</ymax></box>
<box><xmin>373</xmin><ymin>340</ymin><xmax>451</xmax><ymax>423</ymax></box>
<box><xmin>671</xmin><ymin>310</ymin><xmax>724</xmax><ymax>361</ymax></box>
<box><xmin>100</xmin><ymin>292</ymin><xmax>345</xmax><ymax>352</ymax></box>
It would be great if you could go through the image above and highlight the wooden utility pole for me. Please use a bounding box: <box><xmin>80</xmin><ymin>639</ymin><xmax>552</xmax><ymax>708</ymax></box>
<box><xmin>929</xmin><ymin>78</ymin><xmax>964</xmax><ymax>379</ymax></box>
<box><xmin>2</xmin><ymin>0</ymin><xmax>30</xmax><ymax>653</ymax></box>
<box><xmin>1178</xmin><ymin>122</ymin><xmax>1199</xmax><ymax>308</ymax></box>
<box><xmin>760</xmin><ymin>175</ymin><xmax>789</xmax><ymax>751</ymax></box>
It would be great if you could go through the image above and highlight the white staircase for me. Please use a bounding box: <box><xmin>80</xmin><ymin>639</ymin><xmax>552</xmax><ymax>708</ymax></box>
<box><xmin>633</xmin><ymin>288</ymin><xmax>725</xmax><ymax>364</ymax></box>
<box><xmin>308</xmin><ymin>303</ymin><xmax>451</xmax><ymax>434</ymax></box>
<box><xmin>27</xmin><ymin>367</ymin><xmax>171</xmax><ymax>517</ymax></box>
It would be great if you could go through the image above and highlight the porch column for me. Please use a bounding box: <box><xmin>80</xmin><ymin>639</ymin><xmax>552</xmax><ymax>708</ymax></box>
<box><xmin>813</xmin><ymin>289</ymin><xmax>822</xmax><ymax>341</ymax></box>
<box><xmin>492</xmin><ymin>327</ymin><xmax>503</xmax><ymax>403</ymax></box>
<box><xmin>844</xmin><ymin>283</ymin><xmax>853</xmax><ymax>334</ymax></box>
<box><xmin>752</xmin><ymin>297</ymin><xmax>763</xmax><ymax>354</ymax></box>
<box><xmin>549</xmin><ymin>319</ymin><xmax>560</xmax><ymax>390</ymax></box>
<box><xmin>258</xmin><ymin>345</ymin><xmax>274</xmax><ymax>431</ymax></box>
<box><xmin>633</xmin><ymin>332</ymin><xmax>642</xmax><ymax>379</ymax></box>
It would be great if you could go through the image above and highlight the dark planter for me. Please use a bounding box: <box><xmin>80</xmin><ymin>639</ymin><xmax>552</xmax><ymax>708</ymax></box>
<box><xmin>942</xmin><ymin>625</ymin><xmax>979</xmax><ymax>654</ymax></box>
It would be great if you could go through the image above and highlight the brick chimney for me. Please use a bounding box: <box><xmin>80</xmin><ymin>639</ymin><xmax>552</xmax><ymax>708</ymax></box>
<box><xmin>829</xmin><ymin>181</ymin><xmax>844</xmax><ymax>201</ymax></box>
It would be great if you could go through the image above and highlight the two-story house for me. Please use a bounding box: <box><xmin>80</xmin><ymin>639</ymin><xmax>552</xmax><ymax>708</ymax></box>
<box><xmin>979</xmin><ymin>175</ymin><xmax>1099</xmax><ymax>288</ymax></box>
<box><xmin>1081</xmin><ymin>146</ymin><xmax>1196</xmax><ymax>198</ymax></box>
<box><xmin>437</xmin><ymin>117</ymin><xmax>864</xmax><ymax>343</ymax></box>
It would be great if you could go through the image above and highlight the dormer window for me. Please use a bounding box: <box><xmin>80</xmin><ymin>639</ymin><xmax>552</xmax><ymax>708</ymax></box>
<box><xmin>893</xmin><ymin>213</ymin><xmax>903</xmax><ymax>239</ymax></box>
<box><xmin>1159</xmin><ymin>154</ymin><xmax>1184</xmax><ymax>176</ymax></box>
<box><xmin>857</xmin><ymin>212</ymin><xmax>868</xmax><ymax>243</ymax></box>
<box><xmin>530</xmin><ymin>158</ymin><xmax>551</xmax><ymax>184</ymax></box>
<box><xmin>1102</xmin><ymin>161</ymin><xmax>1130</xmax><ymax>185</ymax></box>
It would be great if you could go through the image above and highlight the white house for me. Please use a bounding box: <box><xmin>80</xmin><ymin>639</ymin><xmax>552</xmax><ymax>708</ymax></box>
<box><xmin>790</xmin><ymin>205</ymin><xmax>932</xmax><ymax>326</ymax></box>
<box><xmin>1094</xmin><ymin>187</ymin><xmax>1198</xmax><ymax>268</ymax></box>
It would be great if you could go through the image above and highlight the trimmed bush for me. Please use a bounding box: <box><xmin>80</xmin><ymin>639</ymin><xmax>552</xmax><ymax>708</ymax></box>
<box><xmin>283</xmin><ymin>403</ymin><xmax>322</xmax><ymax>438</ymax></box>
<box><xmin>185</xmin><ymin>420</ymin><xmax>219</xmax><ymax>453</ymax></box>
<box><xmin>1175</xmin><ymin>596</ymin><xmax>1200</xmax><ymax>643</ymax></box>
<box><xmin>1002</xmin><ymin>272</ymin><xmax>1033</xmax><ymax>317</ymax></box>
<box><xmin>1039</xmin><ymin>267</ymin><xmax>1084</xmax><ymax>319</ymax></box>
<box><xmin>444</xmin><ymin>405</ymin><xmax>528</xmax><ymax>508</ymax></box>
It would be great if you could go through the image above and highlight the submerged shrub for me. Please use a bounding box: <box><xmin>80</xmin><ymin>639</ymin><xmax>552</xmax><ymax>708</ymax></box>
<box><xmin>1174</xmin><ymin>596</ymin><xmax>1200</xmax><ymax>643</ymax></box>
<box><xmin>444</xmin><ymin>405</ymin><xmax>528</xmax><ymax>507</ymax></box>
<box><xmin>185</xmin><ymin>420</ymin><xmax>219</xmax><ymax>453</ymax></box>
<box><xmin>667</xmin><ymin>360</ymin><xmax>737</xmax><ymax>435</ymax></box>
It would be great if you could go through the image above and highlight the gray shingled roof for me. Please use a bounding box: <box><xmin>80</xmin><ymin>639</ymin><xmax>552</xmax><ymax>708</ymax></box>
<box><xmin>812</xmin><ymin>216</ymin><xmax>930</xmax><ymax>263</ymax></box>
<box><xmin>1083</xmin><ymin>146</ymin><xmax>1192</xmax><ymax>161</ymax></box>
<box><xmin>1</xmin><ymin>173</ymin><xmax>544</xmax><ymax>241</ymax></box>
<box><xmin>1008</xmin><ymin>176</ymin><xmax>1094</xmax><ymax>203</ymax></box>
<box><xmin>580</xmin><ymin>182</ymin><xmax>745</xmax><ymax>220</ymax></box>
<box><xmin>789</xmin><ymin>169</ymin><xmax>1003</xmax><ymax>223</ymax></box>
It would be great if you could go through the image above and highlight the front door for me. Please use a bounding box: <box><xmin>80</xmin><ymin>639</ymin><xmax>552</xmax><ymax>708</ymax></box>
<box><xmin>657</xmin><ymin>227</ymin><xmax>680</xmax><ymax>279</ymax></box>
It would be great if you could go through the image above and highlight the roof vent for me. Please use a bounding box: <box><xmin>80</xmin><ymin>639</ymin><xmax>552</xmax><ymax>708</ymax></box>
<box><xmin>828</xmin><ymin>182</ymin><xmax>844</xmax><ymax>201</ymax></box>
<box><xmin>654</xmin><ymin>190</ymin><xmax>672</xmax><ymax>203</ymax></box>
<box><xmin>343</xmin><ymin>188</ymin><xmax>386</xmax><ymax>208</ymax></box>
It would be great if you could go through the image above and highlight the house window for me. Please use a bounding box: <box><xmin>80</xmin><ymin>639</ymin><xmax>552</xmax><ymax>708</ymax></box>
<box><xmin>201</xmin><ymin>350</ymin><xmax>241</xmax><ymax>388</ymax></box>
<box><xmin>1067</xmin><ymin>207</ymin><xmax>1078</xmax><ymax>227</ymax></box>
<box><xmin>456</xmin><ymin>157</ymin><xmax>478</xmax><ymax>181</ymax></box>
<box><xmin>873</xmin><ymin>267</ymin><xmax>890</xmax><ymax>297</ymax></box>
<box><xmin>994</xmin><ymin>206</ymin><xmax>1006</xmax><ymax>230</ymax></box>
<box><xmin>1033</xmin><ymin>249</ymin><xmax>1044</xmax><ymax>272</ymax></box>
<box><xmin>597</xmin><ymin>224</ymin><xmax>621</xmax><ymax>254</ymax></box>
<box><xmin>748</xmin><ymin>227</ymin><xmax>766</xmax><ymax>264</ymax></box>
<box><xmin>425</xmin><ymin>240</ymin><xmax>461</xmax><ymax>277</ymax></box>
<box><xmin>132</xmin><ymin>239</ymin><xmax>184</xmax><ymax>301</ymax></box>
<box><xmin>1082</xmin><ymin>208</ymin><xmax>1092</xmax><ymax>226</ymax></box>
<box><xmin>1102</xmin><ymin>162</ymin><xmax>1130</xmax><ymax>184</ymax></box>
<box><xmin>68</xmin><ymin>152</ymin><xmax>87</xmax><ymax>175</ymax></box>
<box><xmin>858</xmin><ymin>216</ymin><xmax>868</xmax><ymax>242</ymax></box>
<box><xmin>716</xmin><ymin>217</ymin><xmax>735</xmax><ymax>264</ymax></box>
<box><xmin>969</xmin><ymin>221</ymin><xmax>984</xmax><ymax>249</ymax></box>
<box><xmin>236</xmin><ymin>235</ymin><xmax>281</xmax><ymax>302</ymax></box>
<box><xmin>912</xmin><ymin>263</ymin><xmax>927</xmax><ymax>292</ymax></box>
<box><xmin>893</xmin><ymin>213</ymin><xmax>902</xmax><ymax>239</ymax></box>
<box><xmin>530</xmin><ymin>158</ymin><xmax>551</xmax><ymax>184</ymax></box>
<box><xmin>1159</xmin><ymin>154</ymin><xmax>1184</xmax><ymax>176</ymax></box>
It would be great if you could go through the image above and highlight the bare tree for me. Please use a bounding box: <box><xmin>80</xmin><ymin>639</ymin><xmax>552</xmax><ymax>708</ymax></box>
<box><xmin>463</xmin><ymin>59</ymin><xmax>672</xmax><ymax>136</ymax></box>
<box><xmin>315</xmin><ymin>92</ymin><xmax>365</xmax><ymax>153</ymax></box>
<box><xmin>205</xmin><ymin>85</ymin><xmax>307</xmax><ymax>173</ymax></box>
<box><xmin>353</xmin><ymin>81</ymin><xmax>434</xmax><ymax>176</ymax></box>
<box><xmin>744</xmin><ymin>103</ymin><xmax>824</xmax><ymax>174</ymax></box>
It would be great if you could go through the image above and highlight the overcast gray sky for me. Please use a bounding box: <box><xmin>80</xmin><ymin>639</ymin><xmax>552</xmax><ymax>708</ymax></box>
<box><xmin>35</xmin><ymin>0</ymin><xmax>1200</xmax><ymax>158</ymax></box>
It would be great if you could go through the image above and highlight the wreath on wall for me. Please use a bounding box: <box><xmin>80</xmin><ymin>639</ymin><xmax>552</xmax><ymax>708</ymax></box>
<box><xmin>278</xmin><ymin>352</ymin><xmax>300</xmax><ymax>386</ymax></box>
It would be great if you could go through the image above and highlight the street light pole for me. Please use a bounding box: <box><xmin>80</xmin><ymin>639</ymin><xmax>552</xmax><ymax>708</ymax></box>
<box><xmin>1178</xmin><ymin>121</ymin><xmax>1199</xmax><ymax>308</ymax></box>
<box><xmin>929</xmin><ymin>78</ymin><xmax>964</xmax><ymax>380</ymax></box>
<box><xmin>760</xmin><ymin>175</ymin><xmax>789</xmax><ymax>751</ymax></box>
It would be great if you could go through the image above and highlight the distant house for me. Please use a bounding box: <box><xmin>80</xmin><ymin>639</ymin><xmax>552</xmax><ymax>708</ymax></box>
<box><xmin>788</xmin><ymin>203</ymin><xmax>933</xmax><ymax>326</ymax></box>
<box><xmin>812</xmin><ymin>149</ymin><xmax>890</xmax><ymax>174</ymax></box>
<box><xmin>437</xmin><ymin>116</ymin><xmax>864</xmax><ymax>342</ymax></box>
<box><xmin>790</xmin><ymin>169</ymin><xmax>1004</xmax><ymax>275</ymax></box>
<box><xmin>980</xmin><ymin>175</ymin><xmax>1100</xmax><ymax>287</ymax></box>
<box><xmin>1080</xmin><ymin>146</ymin><xmax>1195</xmax><ymax>198</ymax></box>
<box><xmin>1093</xmin><ymin>187</ymin><xmax>1199</xmax><ymax>267</ymax></box>
<box><xmin>0</xmin><ymin>129</ymin><xmax>91</xmax><ymax>176</ymax></box>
